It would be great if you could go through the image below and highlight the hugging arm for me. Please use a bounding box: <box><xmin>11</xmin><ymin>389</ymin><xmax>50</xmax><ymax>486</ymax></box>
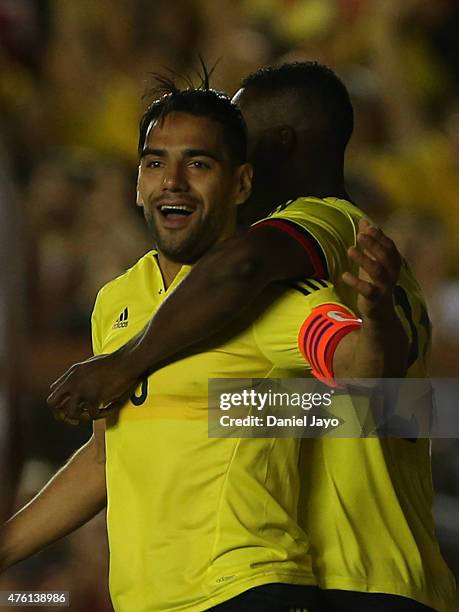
<box><xmin>48</xmin><ymin>220</ymin><xmax>407</xmax><ymax>421</ymax></box>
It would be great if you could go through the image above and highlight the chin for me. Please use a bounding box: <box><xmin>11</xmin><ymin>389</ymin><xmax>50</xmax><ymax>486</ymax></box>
<box><xmin>165</xmin><ymin>250</ymin><xmax>199</xmax><ymax>265</ymax></box>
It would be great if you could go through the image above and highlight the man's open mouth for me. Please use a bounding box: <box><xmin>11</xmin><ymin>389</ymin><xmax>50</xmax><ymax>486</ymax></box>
<box><xmin>159</xmin><ymin>205</ymin><xmax>195</xmax><ymax>218</ymax></box>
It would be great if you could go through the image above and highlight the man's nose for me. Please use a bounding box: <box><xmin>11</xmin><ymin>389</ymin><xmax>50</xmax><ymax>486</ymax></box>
<box><xmin>161</xmin><ymin>163</ymin><xmax>188</xmax><ymax>192</ymax></box>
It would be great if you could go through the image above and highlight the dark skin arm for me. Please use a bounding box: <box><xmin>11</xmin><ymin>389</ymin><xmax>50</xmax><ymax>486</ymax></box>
<box><xmin>47</xmin><ymin>226</ymin><xmax>310</xmax><ymax>423</ymax></box>
<box><xmin>47</xmin><ymin>220</ymin><xmax>407</xmax><ymax>423</ymax></box>
<box><xmin>333</xmin><ymin>220</ymin><xmax>408</xmax><ymax>379</ymax></box>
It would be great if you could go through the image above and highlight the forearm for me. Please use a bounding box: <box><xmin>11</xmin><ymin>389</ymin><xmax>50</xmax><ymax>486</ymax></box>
<box><xmin>0</xmin><ymin>435</ymin><xmax>106</xmax><ymax>571</ymax></box>
<box><xmin>120</xmin><ymin>236</ymin><xmax>272</xmax><ymax>376</ymax></box>
<box><xmin>120</xmin><ymin>227</ymin><xmax>313</xmax><ymax>377</ymax></box>
<box><xmin>336</xmin><ymin>222</ymin><xmax>409</xmax><ymax>380</ymax></box>
<box><xmin>47</xmin><ymin>226</ymin><xmax>315</xmax><ymax>421</ymax></box>
<box><xmin>334</xmin><ymin>313</ymin><xmax>409</xmax><ymax>380</ymax></box>
<box><xmin>127</xmin><ymin>263</ymin><xmax>266</xmax><ymax>374</ymax></box>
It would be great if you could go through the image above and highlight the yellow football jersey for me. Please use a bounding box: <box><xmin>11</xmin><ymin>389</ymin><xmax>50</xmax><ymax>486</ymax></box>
<box><xmin>92</xmin><ymin>250</ymin><xmax>351</xmax><ymax>612</ymax></box>
<box><xmin>260</xmin><ymin>197</ymin><xmax>456</xmax><ymax>611</ymax></box>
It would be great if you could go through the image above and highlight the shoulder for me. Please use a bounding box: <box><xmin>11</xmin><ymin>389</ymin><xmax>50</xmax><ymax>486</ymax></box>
<box><xmin>262</xmin><ymin>197</ymin><xmax>366</xmax><ymax>238</ymax></box>
<box><xmin>91</xmin><ymin>250</ymin><xmax>157</xmax><ymax>354</ymax></box>
<box><xmin>258</xmin><ymin>197</ymin><xmax>366</xmax><ymax>279</ymax></box>
<box><xmin>95</xmin><ymin>250</ymin><xmax>156</xmax><ymax>309</ymax></box>
<box><xmin>271</xmin><ymin>196</ymin><xmax>362</xmax><ymax>219</ymax></box>
<box><xmin>92</xmin><ymin>250</ymin><xmax>157</xmax><ymax>329</ymax></box>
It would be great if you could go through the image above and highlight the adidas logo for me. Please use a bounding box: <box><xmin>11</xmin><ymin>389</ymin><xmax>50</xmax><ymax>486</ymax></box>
<box><xmin>113</xmin><ymin>307</ymin><xmax>129</xmax><ymax>329</ymax></box>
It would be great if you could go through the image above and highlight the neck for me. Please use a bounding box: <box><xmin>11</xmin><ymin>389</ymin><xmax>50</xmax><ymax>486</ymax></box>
<box><xmin>285</xmin><ymin>161</ymin><xmax>349</xmax><ymax>202</ymax></box>
<box><xmin>249</xmin><ymin>173</ymin><xmax>348</xmax><ymax>222</ymax></box>
<box><xmin>299</xmin><ymin>176</ymin><xmax>348</xmax><ymax>200</ymax></box>
<box><xmin>156</xmin><ymin>253</ymin><xmax>183</xmax><ymax>290</ymax></box>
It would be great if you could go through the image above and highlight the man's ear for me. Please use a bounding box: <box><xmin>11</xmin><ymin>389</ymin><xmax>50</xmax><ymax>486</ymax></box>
<box><xmin>256</xmin><ymin>125</ymin><xmax>296</xmax><ymax>162</ymax></box>
<box><xmin>136</xmin><ymin>164</ymin><xmax>144</xmax><ymax>207</ymax></box>
<box><xmin>235</xmin><ymin>163</ymin><xmax>253</xmax><ymax>206</ymax></box>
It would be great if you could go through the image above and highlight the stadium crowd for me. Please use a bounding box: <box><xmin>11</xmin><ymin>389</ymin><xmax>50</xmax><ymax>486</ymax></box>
<box><xmin>0</xmin><ymin>0</ymin><xmax>458</xmax><ymax>610</ymax></box>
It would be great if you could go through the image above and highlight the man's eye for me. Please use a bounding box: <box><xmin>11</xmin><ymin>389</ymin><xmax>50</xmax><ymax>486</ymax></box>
<box><xmin>146</xmin><ymin>160</ymin><xmax>162</xmax><ymax>168</ymax></box>
<box><xmin>190</xmin><ymin>160</ymin><xmax>209</xmax><ymax>169</ymax></box>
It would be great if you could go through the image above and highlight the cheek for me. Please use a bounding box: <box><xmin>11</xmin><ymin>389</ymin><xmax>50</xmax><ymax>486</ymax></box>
<box><xmin>196</xmin><ymin>171</ymin><xmax>238</xmax><ymax>212</ymax></box>
<box><xmin>197</xmin><ymin>178</ymin><xmax>223</xmax><ymax>207</ymax></box>
<box><xmin>139</xmin><ymin>172</ymin><xmax>161</xmax><ymax>195</ymax></box>
<box><xmin>137</xmin><ymin>175</ymin><xmax>148</xmax><ymax>199</ymax></box>
<box><xmin>205</xmin><ymin>186</ymin><xmax>232</xmax><ymax>215</ymax></box>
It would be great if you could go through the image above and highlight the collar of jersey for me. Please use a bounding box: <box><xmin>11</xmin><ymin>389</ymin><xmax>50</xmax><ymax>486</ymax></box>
<box><xmin>149</xmin><ymin>249</ymin><xmax>192</xmax><ymax>292</ymax></box>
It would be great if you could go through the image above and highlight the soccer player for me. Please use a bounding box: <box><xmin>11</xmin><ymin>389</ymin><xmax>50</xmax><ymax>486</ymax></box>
<box><xmin>48</xmin><ymin>63</ymin><xmax>456</xmax><ymax>611</ymax></box>
<box><xmin>1</xmin><ymin>83</ymin><xmax>386</xmax><ymax>611</ymax></box>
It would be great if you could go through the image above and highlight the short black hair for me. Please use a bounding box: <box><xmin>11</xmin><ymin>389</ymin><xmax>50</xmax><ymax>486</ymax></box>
<box><xmin>138</xmin><ymin>73</ymin><xmax>247</xmax><ymax>166</ymax></box>
<box><xmin>241</xmin><ymin>61</ymin><xmax>354</xmax><ymax>152</ymax></box>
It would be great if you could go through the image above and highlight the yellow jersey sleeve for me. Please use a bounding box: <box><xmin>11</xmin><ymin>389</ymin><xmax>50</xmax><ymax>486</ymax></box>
<box><xmin>91</xmin><ymin>291</ymin><xmax>104</xmax><ymax>356</ymax></box>
<box><xmin>252</xmin><ymin>280</ymin><xmax>359</xmax><ymax>373</ymax></box>
<box><xmin>255</xmin><ymin>197</ymin><xmax>362</xmax><ymax>280</ymax></box>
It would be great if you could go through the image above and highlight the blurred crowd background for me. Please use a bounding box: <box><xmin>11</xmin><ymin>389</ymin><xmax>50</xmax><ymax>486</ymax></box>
<box><xmin>1</xmin><ymin>0</ymin><xmax>458</xmax><ymax>610</ymax></box>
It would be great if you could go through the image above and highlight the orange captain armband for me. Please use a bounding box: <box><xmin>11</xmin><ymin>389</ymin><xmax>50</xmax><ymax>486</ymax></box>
<box><xmin>298</xmin><ymin>303</ymin><xmax>362</xmax><ymax>387</ymax></box>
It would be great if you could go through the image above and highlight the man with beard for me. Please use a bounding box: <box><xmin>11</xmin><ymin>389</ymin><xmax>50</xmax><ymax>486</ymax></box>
<box><xmin>48</xmin><ymin>63</ymin><xmax>455</xmax><ymax>611</ymax></box>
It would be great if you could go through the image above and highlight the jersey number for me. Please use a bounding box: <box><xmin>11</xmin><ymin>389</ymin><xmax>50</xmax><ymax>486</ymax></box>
<box><xmin>393</xmin><ymin>285</ymin><xmax>430</xmax><ymax>369</ymax></box>
<box><xmin>393</xmin><ymin>285</ymin><xmax>430</xmax><ymax>445</ymax></box>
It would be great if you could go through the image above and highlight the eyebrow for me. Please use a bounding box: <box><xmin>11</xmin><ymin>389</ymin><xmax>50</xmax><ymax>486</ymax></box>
<box><xmin>141</xmin><ymin>148</ymin><xmax>165</xmax><ymax>158</ymax></box>
<box><xmin>141</xmin><ymin>147</ymin><xmax>222</xmax><ymax>161</ymax></box>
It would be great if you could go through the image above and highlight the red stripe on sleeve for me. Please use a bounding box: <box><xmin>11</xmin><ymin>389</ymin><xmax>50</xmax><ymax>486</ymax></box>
<box><xmin>253</xmin><ymin>219</ymin><xmax>326</xmax><ymax>278</ymax></box>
